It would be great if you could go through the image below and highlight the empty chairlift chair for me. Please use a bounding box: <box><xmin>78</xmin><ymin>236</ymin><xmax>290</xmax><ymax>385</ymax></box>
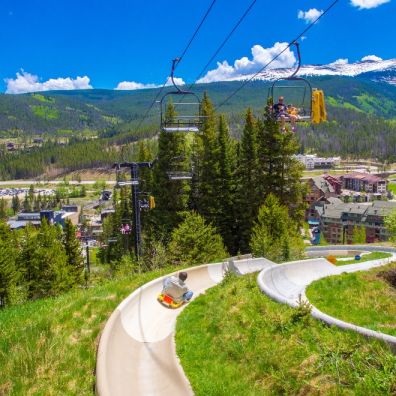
<box><xmin>160</xmin><ymin>58</ymin><xmax>204</xmax><ymax>133</ymax></box>
<box><xmin>160</xmin><ymin>58</ymin><xmax>203</xmax><ymax>181</ymax></box>
<box><xmin>166</xmin><ymin>155</ymin><xmax>193</xmax><ymax>181</ymax></box>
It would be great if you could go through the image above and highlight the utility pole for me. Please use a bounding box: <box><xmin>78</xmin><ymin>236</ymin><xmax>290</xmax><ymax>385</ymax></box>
<box><xmin>114</xmin><ymin>161</ymin><xmax>154</xmax><ymax>261</ymax></box>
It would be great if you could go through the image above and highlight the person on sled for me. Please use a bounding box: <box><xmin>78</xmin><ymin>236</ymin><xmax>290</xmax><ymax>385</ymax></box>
<box><xmin>162</xmin><ymin>271</ymin><xmax>193</xmax><ymax>303</ymax></box>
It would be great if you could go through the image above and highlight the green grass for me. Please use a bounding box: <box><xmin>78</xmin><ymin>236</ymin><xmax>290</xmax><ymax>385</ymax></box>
<box><xmin>387</xmin><ymin>183</ymin><xmax>396</xmax><ymax>194</ymax></box>
<box><xmin>177</xmin><ymin>273</ymin><xmax>396</xmax><ymax>395</ymax></box>
<box><xmin>334</xmin><ymin>251</ymin><xmax>392</xmax><ymax>266</ymax></box>
<box><xmin>30</xmin><ymin>105</ymin><xmax>59</xmax><ymax>120</ymax></box>
<box><xmin>307</xmin><ymin>262</ymin><xmax>396</xmax><ymax>337</ymax></box>
<box><xmin>327</xmin><ymin>96</ymin><xmax>363</xmax><ymax>113</ymax></box>
<box><xmin>31</xmin><ymin>94</ymin><xmax>54</xmax><ymax>103</ymax></box>
<box><xmin>0</xmin><ymin>267</ymin><xmax>177</xmax><ymax>395</ymax></box>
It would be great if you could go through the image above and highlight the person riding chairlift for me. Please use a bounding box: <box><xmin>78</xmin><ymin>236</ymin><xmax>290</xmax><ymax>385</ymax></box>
<box><xmin>273</xmin><ymin>96</ymin><xmax>298</xmax><ymax>132</ymax></box>
<box><xmin>162</xmin><ymin>271</ymin><xmax>193</xmax><ymax>303</ymax></box>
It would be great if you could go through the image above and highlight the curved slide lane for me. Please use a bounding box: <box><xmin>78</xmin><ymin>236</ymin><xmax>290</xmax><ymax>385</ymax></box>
<box><xmin>257</xmin><ymin>245</ymin><xmax>396</xmax><ymax>346</ymax></box>
<box><xmin>96</xmin><ymin>257</ymin><xmax>273</xmax><ymax>396</ymax></box>
<box><xmin>97</xmin><ymin>246</ymin><xmax>396</xmax><ymax>395</ymax></box>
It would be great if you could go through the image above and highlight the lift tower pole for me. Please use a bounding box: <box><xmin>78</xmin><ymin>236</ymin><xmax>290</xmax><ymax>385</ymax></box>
<box><xmin>115</xmin><ymin>161</ymin><xmax>153</xmax><ymax>261</ymax></box>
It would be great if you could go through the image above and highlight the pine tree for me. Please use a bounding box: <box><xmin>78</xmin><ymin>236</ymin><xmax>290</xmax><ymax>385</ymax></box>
<box><xmin>62</xmin><ymin>219</ymin><xmax>85</xmax><ymax>285</ymax></box>
<box><xmin>256</xmin><ymin>102</ymin><xmax>306</xmax><ymax>223</ymax></box>
<box><xmin>0</xmin><ymin>222</ymin><xmax>19</xmax><ymax>307</ymax></box>
<box><xmin>151</xmin><ymin>101</ymin><xmax>190</xmax><ymax>238</ymax></box>
<box><xmin>23</xmin><ymin>193</ymin><xmax>32</xmax><ymax>212</ymax></box>
<box><xmin>235</xmin><ymin>109</ymin><xmax>260</xmax><ymax>253</ymax></box>
<box><xmin>168</xmin><ymin>211</ymin><xmax>227</xmax><ymax>266</ymax></box>
<box><xmin>194</xmin><ymin>93</ymin><xmax>220</xmax><ymax>222</ymax></box>
<box><xmin>352</xmin><ymin>225</ymin><xmax>366</xmax><ymax>244</ymax></box>
<box><xmin>137</xmin><ymin>140</ymin><xmax>154</xmax><ymax>193</ymax></box>
<box><xmin>11</xmin><ymin>194</ymin><xmax>21</xmax><ymax>214</ymax></box>
<box><xmin>0</xmin><ymin>199</ymin><xmax>7</xmax><ymax>221</ymax></box>
<box><xmin>214</xmin><ymin>114</ymin><xmax>237</xmax><ymax>253</ymax></box>
<box><xmin>250</xmin><ymin>194</ymin><xmax>305</xmax><ymax>262</ymax></box>
<box><xmin>26</xmin><ymin>219</ymin><xmax>71</xmax><ymax>298</ymax></box>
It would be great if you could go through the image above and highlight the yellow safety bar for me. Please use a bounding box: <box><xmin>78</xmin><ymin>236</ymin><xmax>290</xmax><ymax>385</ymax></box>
<box><xmin>312</xmin><ymin>89</ymin><xmax>327</xmax><ymax>124</ymax></box>
<box><xmin>149</xmin><ymin>196</ymin><xmax>155</xmax><ymax>209</ymax></box>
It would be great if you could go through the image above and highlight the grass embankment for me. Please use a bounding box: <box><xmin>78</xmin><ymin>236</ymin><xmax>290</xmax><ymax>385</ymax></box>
<box><xmin>334</xmin><ymin>251</ymin><xmax>392</xmax><ymax>266</ymax></box>
<box><xmin>307</xmin><ymin>262</ymin><xmax>396</xmax><ymax>337</ymax></box>
<box><xmin>177</xmin><ymin>273</ymin><xmax>396</xmax><ymax>395</ymax></box>
<box><xmin>0</xmin><ymin>267</ymin><xmax>174</xmax><ymax>395</ymax></box>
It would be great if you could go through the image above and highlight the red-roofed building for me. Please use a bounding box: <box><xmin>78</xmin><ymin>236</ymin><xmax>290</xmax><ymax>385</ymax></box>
<box><xmin>341</xmin><ymin>172</ymin><xmax>387</xmax><ymax>194</ymax></box>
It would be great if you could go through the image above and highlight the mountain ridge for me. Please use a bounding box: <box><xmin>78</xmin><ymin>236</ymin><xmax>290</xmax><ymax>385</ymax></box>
<box><xmin>202</xmin><ymin>58</ymin><xmax>396</xmax><ymax>86</ymax></box>
<box><xmin>0</xmin><ymin>73</ymin><xmax>395</xmax><ymax>137</ymax></box>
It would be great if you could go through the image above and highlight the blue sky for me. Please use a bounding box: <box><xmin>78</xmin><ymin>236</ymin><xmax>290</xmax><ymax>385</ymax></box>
<box><xmin>0</xmin><ymin>0</ymin><xmax>394</xmax><ymax>93</ymax></box>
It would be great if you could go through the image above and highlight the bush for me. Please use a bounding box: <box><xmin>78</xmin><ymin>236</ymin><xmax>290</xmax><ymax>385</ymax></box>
<box><xmin>168</xmin><ymin>212</ymin><xmax>228</xmax><ymax>266</ymax></box>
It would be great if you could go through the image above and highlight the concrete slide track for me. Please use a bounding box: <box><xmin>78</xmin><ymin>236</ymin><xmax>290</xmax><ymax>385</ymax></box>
<box><xmin>257</xmin><ymin>245</ymin><xmax>396</xmax><ymax>346</ymax></box>
<box><xmin>96</xmin><ymin>257</ymin><xmax>273</xmax><ymax>396</ymax></box>
<box><xmin>97</xmin><ymin>246</ymin><xmax>396</xmax><ymax>395</ymax></box>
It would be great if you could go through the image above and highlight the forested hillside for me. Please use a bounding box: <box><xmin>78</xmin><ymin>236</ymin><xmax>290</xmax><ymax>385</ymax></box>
<box><xmin>0</xmin><ymin>76</ymin><xmax>395</xmax><ymax>137</ymax></box>
<box><xmin>0</xmin><ymin>76</ymin><xmax>395</xmax><ymax>179</ymax></box>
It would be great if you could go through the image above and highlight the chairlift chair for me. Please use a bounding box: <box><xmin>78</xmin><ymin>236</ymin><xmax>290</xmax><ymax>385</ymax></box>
<box><xmin>120</xmin><ymin>219</ymin><xmax>132</xmax><ymax>235</ymax></box>
<box><xmin>268</xmin><ymin>42</ymin><xmax>327</xmax><ymax>124</ymax></box>
<box><xmin>166</xmin><ymin>155</ymin><xmax>193</xmax><ymax>181</ymax></box>
<box><xmin>160</xmin><ymin>58</ymin><xmax>205</xmax><ymax>133</ymax></box>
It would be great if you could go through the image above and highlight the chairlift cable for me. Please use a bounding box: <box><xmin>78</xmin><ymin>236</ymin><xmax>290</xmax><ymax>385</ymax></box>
<box><xmin>134</xmin><ymin>0</ymin><xmax>218</xmax><ymax>132</ymax></box>
<box><xmin>181</xmin><ymin>0</ymin><xmax>258</xmax><ymax>98</ymax></box>
<box><xmin>177</xmin><ymin>0</ymin><xmax>218</xmax><ymax>63</ymax></box>
<box><xmin>215</xmin><ymin>0</ymin><xmax>340</xmax><ymax>111</ymax></box>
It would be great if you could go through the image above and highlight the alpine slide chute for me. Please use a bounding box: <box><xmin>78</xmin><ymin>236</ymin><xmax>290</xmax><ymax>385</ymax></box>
<box><xmin>96</xmin><ymin>245</ymin><xmax>396</xmax><ymax>396</ymax></box>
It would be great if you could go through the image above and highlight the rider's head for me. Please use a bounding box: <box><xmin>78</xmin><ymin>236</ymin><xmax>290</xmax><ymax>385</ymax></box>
<box><xmin>278</xmin><ymin>96</ymin><xmax>284</xmax><ymax>103</ymax></box>
<box><xmin>178</xmin><ymin>272</ymin><xmax>188</xmax><ymax>282</ymax></box>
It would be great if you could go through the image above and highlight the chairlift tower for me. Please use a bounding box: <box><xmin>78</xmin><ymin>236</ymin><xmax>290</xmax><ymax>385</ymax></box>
<box><xmin>114</xmin><ymin>161</ymin><xmax>154</xmax><ymax>260</ymax></box>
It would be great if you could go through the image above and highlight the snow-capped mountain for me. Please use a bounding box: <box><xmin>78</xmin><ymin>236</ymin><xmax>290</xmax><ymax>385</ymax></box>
<box><xmin>223</xmin><ymin>58</ymin><xmax>396</xmax><ymax>85</ymax></box>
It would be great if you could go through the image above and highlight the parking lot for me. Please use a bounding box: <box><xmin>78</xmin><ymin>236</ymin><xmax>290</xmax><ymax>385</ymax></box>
<box><xmin>0</xmin><ymin>188</ymin><xmax>55</xmax><ymax>198</ymax></box>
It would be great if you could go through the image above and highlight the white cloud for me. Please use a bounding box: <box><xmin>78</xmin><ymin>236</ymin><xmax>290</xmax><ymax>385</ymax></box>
<box><xmin>197</xmin><ymin>42</ymin><xmax>296</xmax><ymax>83</ymax></box>
<box><xmin>351</xmin><ymin>0</ymin><xmax>390</xmax><ymax>9</ymax></box>
<box><xmin>330</xmin><ymin>58</ymin><xmax>349</xmax><ymax>66</ymax></box>
<box><xmin>165</xmin><ymin>77</ymin><xmax>185</xmax><ymax>87</ymax></box>
<box><xmin>361</xmin><ymin>54</ymin><xmax>383</xmax><ymax>61</ymax></box>
<box><xmin>297</xmin><ymin>8</ymin><xmax>323</xmax><ymax>24</ymax></box>
<box><xmin>115</xmin><ymin>77</ymin><xmax>185</xmax><ymax>90</ymax></box>
<box><xmin>116</xmin><ymin>81</ymin><xmax>157</xmax><ymax>90</ymax></box>
<box><xmin>5</xmin><ymin>70</ymin><xmax>92</xmax><ymax>94</ymax></box>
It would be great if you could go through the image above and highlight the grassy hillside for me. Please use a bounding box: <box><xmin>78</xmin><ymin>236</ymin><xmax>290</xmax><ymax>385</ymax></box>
<box><xmin>177</xmin><ymin>272</ymin><xmax>396</xmax><ymax>395</ymax></box>
<box><xmin>306</xmin><ymin>262</ymin><xmax>396</xmax><ymax>336</ymax></box>
<box><xmin>0</xmin><ymin>267</ymin><xmax>175</xmax><ymax>395</ymax></box>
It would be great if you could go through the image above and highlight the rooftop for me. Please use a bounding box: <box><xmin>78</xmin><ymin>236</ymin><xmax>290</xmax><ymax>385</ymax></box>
<box><xmin>342</xmin><ymin>172</ymin><xmax>386</xmax><ymax>183</ymax></box>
